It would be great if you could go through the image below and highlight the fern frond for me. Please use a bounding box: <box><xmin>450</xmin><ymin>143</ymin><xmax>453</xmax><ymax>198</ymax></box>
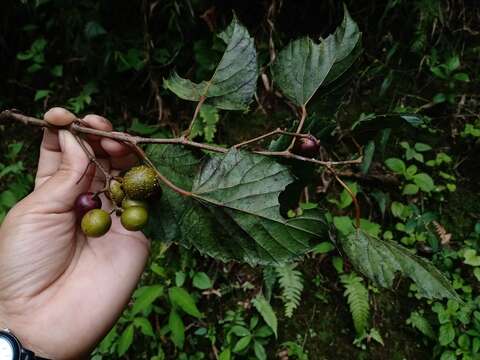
<box><xmin>275</xmin><ymin>263</ymin><xmax>304</xmax><ymax>318</ymax></box>
<box><xmin>340</xmin><ymin>272</ymin><xmax>370</xmax><ymax>335</ymax></box>
<box><xmin>406</xmin><ymin>311</ymin><xmax>435</xmax><ymax>339</ymax></box>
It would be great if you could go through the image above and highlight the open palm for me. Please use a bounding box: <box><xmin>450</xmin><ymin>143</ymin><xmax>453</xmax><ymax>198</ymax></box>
<box><xmin>0</xmin><ymin>109</ymin><xmax>149</xmax><ymax>359</ymax></box>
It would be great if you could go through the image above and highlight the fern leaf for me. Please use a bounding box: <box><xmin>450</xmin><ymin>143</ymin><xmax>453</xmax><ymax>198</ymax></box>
<box><xmin>340</xmin><ymin>272</ymin><xmax>369</xmax><ymax>335</ymax></box>
<box><xmin>406</xmin><ymin>311</ymin><xmax>435</xmax><ymax>340</ymax></box>
<box><xmin>275</xmin><ymin>263</ymin><xmax>304</xmax><ymax>318</ymax></box>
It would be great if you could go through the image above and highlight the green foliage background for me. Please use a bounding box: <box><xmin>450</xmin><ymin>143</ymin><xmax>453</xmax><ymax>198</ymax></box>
<box><xmin>1</xmin><ymin>0</ymin><xmax>480</xmax><ymax>359</ymax></box>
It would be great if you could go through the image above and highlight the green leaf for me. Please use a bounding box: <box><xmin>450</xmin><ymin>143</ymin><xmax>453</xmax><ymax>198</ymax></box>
<box><xmin>463</xmin><ymin>249</ymin><xmax>480</xmax><ymax>267</ymax></box>
<box><xmin>340</xmin><ymin>272</ymin><xmax>369</xmax><ymax>335</ymax></box>
<box><xmin>271</xmin><ymin>6</ymin><xmax>360</xmax><ymax>106</ymax></box>
<box><xmin>169</xmin><ymin>287</ymin><xmax>203</xmax><ymax>318</ymax></box>
<box><xmin>252</xmin><ymin>294</ymin><xmax>278</xmax><ymax>337</ymax></box>
<box><xmin>453</xmin><ymin>72</ymin><xmax>470</xmax><ymax>82</ymax></box>
<box><xmin>192</xmin><ymin>272</ymin><xmax>213</xmax><ymax>290</ymax></box>
<box><xmin>168</xmin><ymin>309</ymin><xmax>185</xmax><ymax>348</ymax></box>
<box><xmin>131</xmin><ymin>285</ymin><xmax>163</xmax><ymax>316</ymax></box>
<box><xmin>360</xmin><ymin>141</ymin><xmax>375</xmax><ymax>174</ymax></box>
<box><xmin>313</xmin><ymin>242</ymin><xmax>335</xmax><ymax>254</ymax></box>
<box><xmin>147</xmin><ymin>146</ymin><xmax>327</xmax><ymax>265</ymax></box>
<box><xmin>402</xmin><ymin>184</ymin><xmax>419</xmax><ymax>195</ymax></box>
<box><xmin>414</xmin><ymin>143</ymin><xmax>432</xmax><ymax>152</ymax></box>
<box><xmin>385</xmin><ymin>158</ymin><xmax>406</xmax><ymax>174</ymax></box>
<box><xmin>117</xmin><ymin>324</ymin><xmax>134</xmax><ymax>357</ymax></box>
<box><xmin>233</xmin><ymin>336</ymin><xmax>252</xmax><ymax>353</ymax></box>
<box><xmin>253</xmin><ymin>341</ymin><xmax>267</xmax><ymax>360</ymax></box>
<box><xmin>413</xmin><ymin>173</ymin><xmax>435</xmax><ymax>192</ymax></box>
<box><xmin>230</xmin><ymin>326</ymin><xmax>251</xmax><ymax>337</ymax></box>
<box><xmin>406</xmin><ymin>311</ymin><xmax>435</xmax><ymax>339</ymax></box>
<box><xmin>164</xmin><ymin>17</ymin><xmax>257</xmax><ymax>110</ymax></box>
<box><xmin>275</xmin><ymin>263</ymin><xmax>304</xmax><ymax>317</ymax></box>
<box><xmin>84</xmin><ymin>21</ymin><xmax>107</xmax><ymax>39</ymax></box>
<box><xmin>439</xmin><ymin>323</ymin><xmax>455</xmax><ymax>346</ymax></box>
<box><xmin>339</xmin><ymin>229</ymin><xmax>458</xmax><ymax>300</ymax></box>
<box><xmin>133</xmin><ymin>317</ymin><xmax>154</xmax><ymax>337</ymax></box>
<box><xmin>34</xmin><ymin>89</ymin><xmax>51</xmax><ymax>102</ymax></box>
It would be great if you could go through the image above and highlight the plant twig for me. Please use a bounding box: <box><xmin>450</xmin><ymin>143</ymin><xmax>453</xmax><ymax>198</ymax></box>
<box><xmin>234</xmin><ymin>128</ymin><xmax>311</xmax><ymax>148</ymax></box>
<box><xmin>1</xmin><ymin>109</ymin><xmax>362</xmax><ymax>168</ymax></box>
<box><xmin>326</xmin><ymin>165</ymin><xmax>361</xmax><ymax>228</ymax></box>
<box><xmin>185</xmin><ymin>95</ymin><xmax>206</xmax><ymax>139</ymax></box>
<box><xmin>287</xmin><ymin>105</ymin><xmax>307</xmax><ymax>150</ymax></box>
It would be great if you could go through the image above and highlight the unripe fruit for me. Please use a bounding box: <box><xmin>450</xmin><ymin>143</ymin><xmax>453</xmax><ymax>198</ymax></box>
<box><xmin>123</xmin><ymin>165</ymin><xmax>161</xmax><ymax>200</ymax></box>
<box><xmin>122</xmin><ymin>197</ymin><xmax>148</xmax><ymax>209</ymax></box>
<box><xmin>74</xmin><ymin>192</ymin><xmax>102</xmax><ymax>218</ymax></box>
<box><xmin>108</xmin><ymin>179</ymin><xmax>125</xmax><ymax>205</ymax></box>
<box><xmin>120</xmin><ymin>206</ymin><xmax>149</xmax><ymax>231</ymax></box>
<box><xmin>81</xmin><ymin>209</ymin><xmax>112</xmax><ymax>237</ymax></box>
<box><xmin>291</xmin><ymin>135</ymin><xmax>320</xmax><ymax>158</ymax></box>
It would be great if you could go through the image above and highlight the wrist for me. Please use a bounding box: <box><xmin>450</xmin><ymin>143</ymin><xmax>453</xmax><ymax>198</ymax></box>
<box><xmin>0</xmin><ymin>307</ymin><xmax>51</xmax><ymax>359</ymax></box>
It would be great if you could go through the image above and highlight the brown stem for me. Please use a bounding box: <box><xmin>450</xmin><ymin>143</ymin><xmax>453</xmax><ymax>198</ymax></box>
<box><xmin>129</xmin><ymin>143</ymin><xmax>192</xmax><ymax>197</ymax></box>
<box><xmin>256</xmin><ymin>150</ymin><xmax>362</xmax><ymax>166</ymax></box>
<box><xmin>287</xmin><ymin>105</ymin><xmax>307</xmax><ymax>150</ymax></box>
<box><xmin>326</xmin><ymin>165</ymin><xmax>361</xmax><ymax>228</ymax></box>
<box><xmin>72</xmin><ymin>133</ymin><xmax>112</xmax><ymax>183</ymax></box>
<box><xmin>1</xmin><ymin>109</ymin><xmax>362</xmax><ymax>167</ymax></box>
<box><xmin>185</xmin><ymin>96</ymin><xmax>206</xmax><ymax>139</ymax></box>
<box><xmin>234</xmin><ymin>128</ymin><xmax>311</xmax><ymax>148</ymax></box>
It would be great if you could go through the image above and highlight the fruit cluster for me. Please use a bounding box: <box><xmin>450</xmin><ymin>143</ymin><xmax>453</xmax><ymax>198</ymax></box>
<box><xmin>76</xmin><ymin>165</ymin><xmax>162</xmax><ymax>237</ymax></box>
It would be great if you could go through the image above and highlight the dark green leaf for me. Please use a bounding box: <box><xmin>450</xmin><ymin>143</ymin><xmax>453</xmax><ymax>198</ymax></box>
<box><xmin>253</xmin><ymin>341</ymin><xmax>267</xmax><ymax>360</ymax></box>
<box><xmin>147</xmin><ymin>146</ymin><xmax>327</xmax><ymax>265</ymax></box>
<box><xmin>360</xmin><ymin>141</ymin><xmax>375</xmax><ymax>174</ymax></box>
<box><xmin>164</xmin><ymin>17</ymin><xmax>257</xmax><ymax>110</ymax></box>
<box><xmin>385</xmin><ymin>158</ymin><xmax>405</xmax><ymax>174</ymax></box>
<box><xmin>272</xmin><ymin>6</ymin><xmax>361</xmax><ymax>107</ymax></box>
<box><xmin>192</xmin><ymin>272</ymin><xmax>213</xmax><ymax>290</ymax></box>
<box><xmin>131</xmin><ymin>285</ymin><xmax>163</xmax><ymax>316</ymax></box>
<box><xmin>233</xmin><ymin>336</ymin><xmax>252</xmax><ymax>353</ymax></box>
<box><xmin>313</xmin><ymin>242</ymin><xmax>335</xmax><ymax>254</ymax></box>
<box><xmin>168</xmin><ymin>309</ymin><xmax>185</xmax><ymax>348</ymax></box>
<box><xmin>413</xmin><ymin>173</ymin><xmax>435</xmax><ymax>192</ymax></box>
<box><xmin>252</xmin><ymin>294</ymin><xmax>278</xmax><ymax>337</ymax></box>
<box><xmin>133</xmin><ymin>317</ymin><xmax>155</xmax><ymax>337</ymax></box>
<box><xmin>169</xmin><ymin>287</ymin><xmax>203</xmax><ymax>318</ymax></box>
<box><xmin>340</xmin><ymin>229</ymin><xmax>458</xmax><ymax>299</ymax></box>
<box><xmin>117</xmin><ymin>324</ymin><xmax>134</xmax><ymax>357</ymax></box>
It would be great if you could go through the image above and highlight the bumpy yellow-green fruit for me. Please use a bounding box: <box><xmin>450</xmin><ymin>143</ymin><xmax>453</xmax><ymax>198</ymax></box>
<box><xmin>108</xmin><ymin>179</ymin><xmax>125</xmax><ymax>205</ymax></box>
<box><xmin>121</xmin><ymin>197</ymin><xmax>148</xmax><ymax>209</ymax></box>
<box><xmin>122</xmin><ymin>165</ymin><xmax>161</xmax><ymax>200</ymax></box>
<box><xmin>81</xmin><ymin>209</ymin><xmax>112</xmax><ymax>237</ymax></box>
<box><xmin>120</xmin><ymin>206</ymin><xmax>149</xmax><ymax>231</ymax></box>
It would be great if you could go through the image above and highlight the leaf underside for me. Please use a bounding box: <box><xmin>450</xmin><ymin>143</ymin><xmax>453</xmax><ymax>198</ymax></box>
<box><xmin>340</xmin><ymin>229</ymin><xmax>458</xmax><ymax>300</ymax></box>
<box><xmin>146</xmin><ymin>145</ymin><xmax>327</xmax><ymax>265</ymax></box>
<box><xmin>163</xmin><ymin>17</ymin><xmax>258</xmax><ymax>110</ymax></box>
<box><xmin>271</xmin><ymin>5</ymin><xmax>362</xmax><ymax>107</ymax></box>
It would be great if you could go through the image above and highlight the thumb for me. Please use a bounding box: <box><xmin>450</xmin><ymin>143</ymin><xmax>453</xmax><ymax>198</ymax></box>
<box><xmin>28</xmin><ymin>130</ymin><xmax>95</xmax><ymax>211</ymax></box>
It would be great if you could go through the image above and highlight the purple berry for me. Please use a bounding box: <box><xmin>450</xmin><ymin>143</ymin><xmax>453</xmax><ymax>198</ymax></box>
<box><xmin>74</xmin><ymin>192</ymin><xmax>102</xmax><ymax>218</ymax></box>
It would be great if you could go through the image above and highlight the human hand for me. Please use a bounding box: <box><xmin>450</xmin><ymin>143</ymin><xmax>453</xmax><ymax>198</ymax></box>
<box><xmin>0</xmin><ymin>108</ymin><xmax>150</xmax><ymax>359</ymax></box>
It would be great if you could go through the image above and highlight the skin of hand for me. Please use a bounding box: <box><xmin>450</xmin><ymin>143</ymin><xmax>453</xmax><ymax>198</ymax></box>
<box><xmin>0</xmin><ymin>108</ymin><xmax>150</xmax><ymax>359</ymax></box>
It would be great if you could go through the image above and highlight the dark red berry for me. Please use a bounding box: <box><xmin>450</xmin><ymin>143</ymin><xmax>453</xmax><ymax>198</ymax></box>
<box><xmin>291</xmin><ymin>135</ymin><xmax>320</xmax><ymax>158</ymax></box>
<box><xmin>74</xmin><ymin>192</ymin><xmax>102</xmax><ymax>218</ymax></box>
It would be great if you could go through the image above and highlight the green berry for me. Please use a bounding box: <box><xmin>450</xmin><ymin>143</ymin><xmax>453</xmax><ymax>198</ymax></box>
<box><xmin>120</xmin><ymin>206</ymin><xmax>149</xmax><ymax>231</ymax></box>
<box><xmin>108</xmin><ymin>179</ymin><xmax>125</xmax><ymax>205</ymax></box>
<box><xmin>81</xmin><ymin>209</ymin><xmax>112</xmax><ymax>237</ymax></box>
<box><xmin>122</xmin><ymin>197</ymin><xmax>148</xmax><ymax>209</ymax></box>
<box><xmin>123</xmin><ymin>165</ymin><xmax>161</xmax><ymax>200</ymax></box>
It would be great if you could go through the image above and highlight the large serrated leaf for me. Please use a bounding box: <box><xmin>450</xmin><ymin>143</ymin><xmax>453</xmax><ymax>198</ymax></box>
<box><xmin>271</xmin><ymin>6</ymin><xmax>361</xmax><ymax>107</ymax></box>
<box><xmin>163</xmin><ymin>17</ymin><xmax>257</xmax><ymax>110</ymax></box>
<box><xmin>146</xmin><ymin>145</ymin><xmax>326</xmax><ymax>265</ymax></box>
<box><xmin>340</xmin><ymin>229</ymin><xmax>458</xmax><ymax>300</ymax></box>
